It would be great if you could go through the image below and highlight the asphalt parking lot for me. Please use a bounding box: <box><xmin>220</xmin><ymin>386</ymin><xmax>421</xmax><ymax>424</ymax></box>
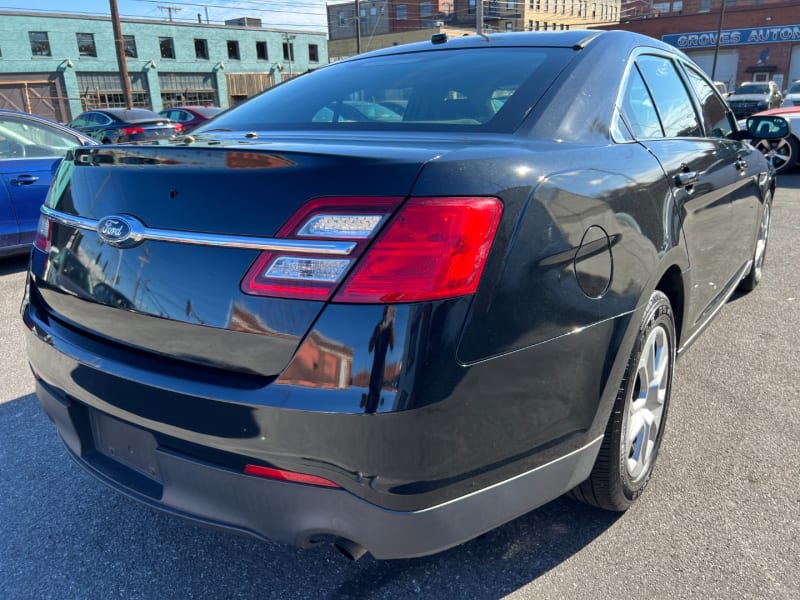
<box><xmin>1</xmin><ymin>173</ymin><xmax>798</xmax><ymax>599</ymax></box>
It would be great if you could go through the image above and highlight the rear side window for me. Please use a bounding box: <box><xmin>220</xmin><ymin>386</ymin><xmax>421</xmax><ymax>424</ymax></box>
<box><xmin>636</xmin><ymin>55</ymin><xmax>702</xmax><ymax>138</ymax></box>
<box><xmin>684</xmin><ymin>65</ymin><xmax>735</xmax><ymax>139</ymax></box>
<box><xmin>200</xmin><ymin>47</ymin><xmax>575</xmax><ymax>134</ymax></box>
<box><xmin>620</xmin><ymin>66</ymin><xmax>662</xmax><ymax>139</ymax></box>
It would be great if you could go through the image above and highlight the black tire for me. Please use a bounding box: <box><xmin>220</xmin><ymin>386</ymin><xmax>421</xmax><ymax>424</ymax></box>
<box><xmin>738</xmin><ymin>195</ymin><xmax>771</xmax><ymax>293</ymax></box>
<box><xmin>570</xmin><ymin>291</ymin><xmax>675</xmax><ymax>511</ymax></box>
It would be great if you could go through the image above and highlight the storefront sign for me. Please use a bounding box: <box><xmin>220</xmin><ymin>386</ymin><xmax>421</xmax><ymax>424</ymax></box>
<box><xmin>663</xmin><ymin>25</ymin><xmax>800</xmax><ymax>49</ymax></box>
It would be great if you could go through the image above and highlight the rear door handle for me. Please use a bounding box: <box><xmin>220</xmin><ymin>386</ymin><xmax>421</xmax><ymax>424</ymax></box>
<box><xmin>11</xmin><ymin>174</ymin><xmax>39</xmax><ymax>186</ymax></box>
<box><xmin>675</xmin><ymin>171</ymin><xmax>697</xmax><ymax>187</ymax></box>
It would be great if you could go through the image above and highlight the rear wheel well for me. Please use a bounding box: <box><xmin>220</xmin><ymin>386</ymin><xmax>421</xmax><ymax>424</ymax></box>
<box><xmin>655</xmin><ymin>266</ymin><xmax>684</xmax><ymax>348</ymax></box>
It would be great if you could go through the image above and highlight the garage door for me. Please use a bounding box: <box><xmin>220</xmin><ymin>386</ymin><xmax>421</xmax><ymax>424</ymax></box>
<box><xmin>0</xmin><ymin>75</ymin><xmax>69</xmax><ymax>121</ymax></box>
<box><xmin>789</xmin><ymin>45</ymin><xmax>800</xmax><ymax>85</ymax></box>
<box><xmin>687</xmin><ymin>50</ymin><xmax>739</xmax><ymax>93</ymax></box>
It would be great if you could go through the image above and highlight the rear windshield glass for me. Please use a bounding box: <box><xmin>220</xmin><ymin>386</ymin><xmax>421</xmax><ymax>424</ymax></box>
<box><xmin>199</xmin><ymin>47</ymin><xmax>574</xmax><ymax>134</ymax></box>
<box><xmin>733</xmin><ymin>83</ymin><xmax>769</xmax><ymax>94</ymax></box>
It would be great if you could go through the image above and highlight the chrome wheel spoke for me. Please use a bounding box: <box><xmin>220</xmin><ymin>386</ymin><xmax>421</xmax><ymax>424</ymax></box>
<box><xmin>625</xmin><ymin>324</ymin><xmax>670</xmax><ymax>483</ymax></box>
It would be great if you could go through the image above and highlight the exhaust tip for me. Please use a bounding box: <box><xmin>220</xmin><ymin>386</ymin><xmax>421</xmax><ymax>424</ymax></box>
<box><xmin>333</xmin><ymin>537</ymin><xmax>368</xmax><ymax>561</ymax></box>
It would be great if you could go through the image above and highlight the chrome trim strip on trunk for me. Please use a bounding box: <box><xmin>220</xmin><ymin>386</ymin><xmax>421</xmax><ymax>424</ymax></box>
<box><xmin>40</xmin><ymin>206</ymin><xmax>357</xmax><ymax>255</ymax></box>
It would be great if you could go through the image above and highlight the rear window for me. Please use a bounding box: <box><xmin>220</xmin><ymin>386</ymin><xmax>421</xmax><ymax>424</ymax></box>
<box><xmin>200</xmin><ymin>47</ymin><xmax>574</xmax><ymax>134</ymax></box>
<box><xmin>733</xmin><ymin>83</ymin><xmax>769</xmax><ymax>94</ymax></box>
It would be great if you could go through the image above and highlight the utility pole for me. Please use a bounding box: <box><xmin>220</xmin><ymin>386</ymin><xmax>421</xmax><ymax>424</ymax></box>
<box><xmin>157</xmin><ymin>5</ymin><xmax>183</xmax><ymax>22</ymax></box>
<box><xmin>109</xmin><ymin>0</ymin><xmax>134</xmax><ymax>108</ymax></box>
<box><xmin>283</xmin><ymin>32</ymin><xmax>296</xmax><ymax>75</ymax></box>
<box><xmin>711</xmin><ymin>0</ymin><xmax>727</xmax><ymax>81</ymax></box>
<box><xmin>477</xmin><ymin>0</ymin><xmax>483</xmax><ymax>35</ymax></box>
<box><xmin>355</xmin><ymin>0</ymin><xmax>361</xmax><ymax>54</ymax></box>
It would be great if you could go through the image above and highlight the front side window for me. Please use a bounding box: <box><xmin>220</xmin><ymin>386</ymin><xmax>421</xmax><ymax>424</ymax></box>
<box><xmin>76</xmin><ymin>33</ymin><xmax>97</xmax><ymax>57</ymax></box>
<box><xmin>227</xmin><ymin>40</ymin><xmax>240</xmax><ymax>60</ymax></box>
<box><xmin>124</xmin><ymin>35</ymin><xmax>137</xmax><ymax>58</ymax></box>
<box><xmin>195</xmin><ymin>39</ymin><xmax>209</xmax><ymax>60</ymax></box>
<box><xmin>0</xmin><ymin>115</ymin><xmax>82</xmax><ymax>157</ymax></box>
<box><xmin>636</xmin><ymin>55</ymin><xmax>702</xmax><ymax>138</ymax></box>
<box><xmin>29</xmin><ymin>32</ymin><xmax>51</xmax><ymax>57</ymax></box>
<box><xmin>160</xmin><ymin>37</ymin><xmax>175</xmax><ymax>59</ymax></box>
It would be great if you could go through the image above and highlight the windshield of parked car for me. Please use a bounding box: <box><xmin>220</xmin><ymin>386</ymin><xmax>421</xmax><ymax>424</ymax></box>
<box><xmin>733</xmin><ymin>83</ymin><xmax>769</xmax><ymax>94</ymax></box>
<box><xmin>198</xmin><ymin>47</ymin><xmax>574</xmax><ymax>134</ymax></box>
<box><xmin>787</xmin><ymin>82</ymin><xmax>800</xmax><ymax>94</ymax></box>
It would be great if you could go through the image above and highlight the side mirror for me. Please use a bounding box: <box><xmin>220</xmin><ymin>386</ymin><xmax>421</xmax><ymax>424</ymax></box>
<box><xmin>746</xmin><ymin>115</ymin><xmax>790</xmax><ymax>139</ymax></box>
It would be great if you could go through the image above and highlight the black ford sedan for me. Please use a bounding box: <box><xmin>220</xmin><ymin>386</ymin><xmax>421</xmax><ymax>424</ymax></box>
<box><xmin>23</xmin><ymin>31</ymin><xmax>787</xmax><ymax>560</ymax></box>
<box><xmin>69</xmin><ymin>108</ymin><xmax>183</xmax><ymax>144</ymax></box>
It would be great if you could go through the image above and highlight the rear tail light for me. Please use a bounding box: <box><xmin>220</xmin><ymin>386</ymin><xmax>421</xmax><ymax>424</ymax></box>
<box><xmin>122</xmin><ymin>126</ymin><xmax>144</xmax><ymax>136</ymax></box>
<box><xmin>244</xmin><ymin>464</ymin><xmax>340</xmax><ymax>488</ymax></box>
<box><xmin>33</xmin><ymin>215</ymin><xmax>51</xmax><ymax>253</ymax></box>
<box><xmin>174</xmin><ymin>123</ymin><xmax>184</xmax><ymax>133</ymax></box>
<box><xmin>242</xmin><ymin>196</ymin><xmax>503</xmax><ymax>303</ymax></box>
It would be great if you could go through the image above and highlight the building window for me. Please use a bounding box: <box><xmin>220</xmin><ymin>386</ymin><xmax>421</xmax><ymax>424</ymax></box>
<box><xmin>256</xmin><ymin>41</ymin><xmax>268</xmax><ymax>61</ymax></box>
<box><xmin>544</xmin><ymin>0</ymin><xmax>548</xmax><ymax>11</ymax></box>
<box><xmin>160</xmin><ymin>37</ymin><xmax>175</xmax><ymax>59</ymax></box>
<box><xmin>195</xmin><ymin>39</ymin><xmax>209</xmax><ymax>59</ymax></box>
<box><xmin>338</xmin><ymin>11</ymin><xmax>346</xmax><ymax>26</ymax></box>
<box><xmin>397</xmin><ymin>4</ymin><xmax>407</xmax><ymax>20</ymax></box>
<box><xmin>535</xmin><ymin>20</ymin><xmax>539</xmax><ymax>30</ymax></box>
<box><xmin>123</xmin><ymin>35</ymin><xmax>137</xmax><ymax>58</ymax></box>
<box><xmin>421</xmin><ymin>2</ymin><xmax>432</xmax><ymax>18</ymax></box>
<box><xmin>309</xmin><ymin>44</ymin><xmax>319</xmax><ymax>63</ymax></box>
<box><xmin>673</xmin><ymin>1</ymin><xmax>683</xmax><ymax>12</ymax></box>
<box><xmin>536</xmin><ymin>0</ymin><xmax>541</xmax><ymax>10</ymax></box>
<box><xmin>282</xmin><ymin>42</ymin><xmax>294</xmax><ymax>61</ymax></box>
<box><xmin>505</xmin><ymin>21</ymin><xmax>513</xmax><ymax>31</ymax></box>
<box><xmin>507</xmin><ymin>1</ymin><xmax>515</xmax><ymax>9</ymax></box>
<box><xmin>444</xmin><ymin>2</ymin><xmax>452</xmax><ymax>16</ymax></box>
<box><xmin>29</xmin><ymin>32</ymin><xmax>51</xmax><ymax>57</ymax></box>
<box><xmin>227</xmin><ymin>40</ymin><xmax>240</xmax><ymax>60</ymax></box>
<box><xmin>76</xmin><ymin>33</ymin><xmax>97</xmax><ymax>58</ymax></box>
<box><xmin>699</xmin><ymin>0</ymin><xmax>711</xmax><ymax>12</ymax></box>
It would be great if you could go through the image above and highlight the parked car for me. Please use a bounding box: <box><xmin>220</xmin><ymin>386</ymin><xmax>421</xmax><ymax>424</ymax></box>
<box><xmin>782</xmin><ymin>80</ymin><xmax>800</xmax><ymax>107</ymax></box>
<box><xmin>158</xmin><ymin>105</ymin><xmax>224</xmax><ymax>132</ymax></box>
<box><xmin>744</xmin><ymin>106</ymin><xmax>800</xmax><ymax>174</ymax></box>
<box><xmin>69</xmin><ymin>108</ymin><xmax>183</xmax><ymax>143</ymax></box>
<box><xmin>0</xmin><ymin>109</ymin><xmax>96</xmax><ymax>257</ymax></box>
<box><xmin>727</xmin><ymin>81</ymin><xmax>783</xmax><ymax>118</ymax></box>
<box><xmin>24</xmin><ymin>31</ymin><xmax>788</xmax><ymax>560</ymax></box>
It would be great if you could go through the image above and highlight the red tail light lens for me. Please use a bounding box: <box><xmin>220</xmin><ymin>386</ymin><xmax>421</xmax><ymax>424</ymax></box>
<box><xmin>174</xmin><ymin>123</ymin><xmax>184</xmax><ymax>133</ymax></box>
<box><xmin>334</xmin><ymin>197</ymin><xmax>502</xmax><ymax>303</ymax></box>
<box><xmin>33</xmin><ymin>215</ymin><xmax>51</xmax><ymax>253</ymax></box>
<box><xmin>122</xmin><ymin>126</ymin><xmax>144</xmax><ymax>136</ymax></box>
<box><xmin>244</xmin><ymin>464</ymin><xmax>340</xmax><ymax>488</ymax></box>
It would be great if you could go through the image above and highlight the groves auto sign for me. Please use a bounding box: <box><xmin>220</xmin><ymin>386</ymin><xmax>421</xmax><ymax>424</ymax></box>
<box><xmin>663</xmin><ymin>25</ymin><xmax>800</xmax><ymax>49</ymax></box>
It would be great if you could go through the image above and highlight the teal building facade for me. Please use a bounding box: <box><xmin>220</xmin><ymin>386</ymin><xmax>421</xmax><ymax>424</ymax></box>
<box><xmin>0</xmin><ymin>11</ymin><xmax>328</xmax><ymax>121</ymax></box>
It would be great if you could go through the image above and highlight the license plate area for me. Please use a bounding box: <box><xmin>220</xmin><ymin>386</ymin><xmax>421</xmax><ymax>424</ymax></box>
<box><xmin>90</xmin><ymin>410</ymin><xmax>162</xmax><ymax>484</ymax></box>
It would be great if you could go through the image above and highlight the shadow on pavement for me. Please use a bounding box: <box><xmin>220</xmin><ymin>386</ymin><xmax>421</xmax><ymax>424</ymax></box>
<box><xmin>0</xmin><ymin>254</ymin><xmax>29</xmax><ymax>276</ymax></box>
<box><xmin>0</xmin><ymin>393</ymin><xmax>620</xmax><ymax>599</ymax></box>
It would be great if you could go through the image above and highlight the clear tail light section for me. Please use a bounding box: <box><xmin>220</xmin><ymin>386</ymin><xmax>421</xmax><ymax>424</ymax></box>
<box><xmin>33</xmin><ymin>214</ymin><xmax>51</xmax><ymax>253</ymax></box>
<box><xmin>242</xmin><ymin>197</ymin><xmax>403</xmax><ymax>300</ymax></box>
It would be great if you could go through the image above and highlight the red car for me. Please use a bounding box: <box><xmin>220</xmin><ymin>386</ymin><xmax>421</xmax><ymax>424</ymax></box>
<box><xmin>159</xmin><ymin>106</ymin><xmax>223</xmax><ymax>132</ymax></box>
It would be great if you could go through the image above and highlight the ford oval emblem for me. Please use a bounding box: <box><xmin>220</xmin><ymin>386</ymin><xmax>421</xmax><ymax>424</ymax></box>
<box><xmin>97</xmin><ymin>215</ymin><xmax>145</xmax><ymax>248</ymax></box>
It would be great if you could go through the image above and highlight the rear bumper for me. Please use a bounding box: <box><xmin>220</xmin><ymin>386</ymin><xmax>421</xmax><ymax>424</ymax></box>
<box><xmin>36</xmin><ymin>378</ymin><xmax>601</xmax><ymax>559</ymax></box>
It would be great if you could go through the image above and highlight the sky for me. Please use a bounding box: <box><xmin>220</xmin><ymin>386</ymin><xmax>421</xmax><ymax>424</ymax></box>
<box><xmin>0</xmin><ymin>0</ymin><xmax>331</xmax><ymax>32</ymax></box>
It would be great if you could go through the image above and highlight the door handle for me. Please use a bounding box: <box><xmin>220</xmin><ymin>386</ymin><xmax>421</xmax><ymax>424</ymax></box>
<box><xmin>11</xmin><ymin>174</ymin><xmax>39</xmax><ymax>186</ymax></box>
<box><xmin>675</xmin><ymin>171</ymin><xmax>697</xmax><ymax>187</ymax></box>
<box><xmin>736</xmin><ymin>157</ymin><xmax>748</xmax><ymax>172</ymax></box>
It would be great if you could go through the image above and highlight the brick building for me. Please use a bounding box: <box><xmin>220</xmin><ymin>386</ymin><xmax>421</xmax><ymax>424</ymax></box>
<box><xmin>609</xmin><ymin>1</ymin><xmax>800</xmax><ymax>92</ymax></box>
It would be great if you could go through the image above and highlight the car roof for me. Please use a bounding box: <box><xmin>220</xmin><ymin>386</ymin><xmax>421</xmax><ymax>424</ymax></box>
<box><xmin>90</xmin><ymin>108</ymin><xmax>163</xmax><ymax>120</ymax></box>
<box><xmin>343</xmin><ymin>30</ymin><xmax>678</xmax><ymax>62</ymax></box>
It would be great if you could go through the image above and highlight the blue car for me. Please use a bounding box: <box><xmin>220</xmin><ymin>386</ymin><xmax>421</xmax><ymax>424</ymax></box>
<box><xmin>0</xmin><ymin>109</ymin><xmax>96</xmax><ymax>257</ymax></box>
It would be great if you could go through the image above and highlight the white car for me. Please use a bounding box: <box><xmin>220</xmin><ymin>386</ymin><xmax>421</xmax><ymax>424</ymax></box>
<box><xmin>782</xmin><ymin>81</ymin><xmax>800</xmax><ymax>108</ymax></box>
<box><xmin>742</xmin><ymin>106</ymin><xmax>800</xmax><ymax>174</ymax></box>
